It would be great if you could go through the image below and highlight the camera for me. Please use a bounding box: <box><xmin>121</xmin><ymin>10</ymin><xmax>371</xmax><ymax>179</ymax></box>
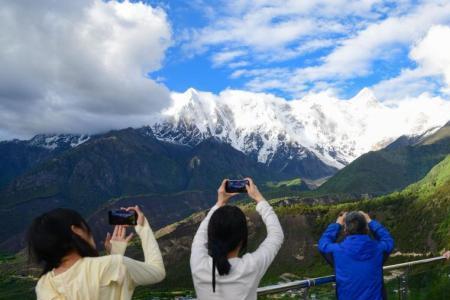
<box><xmin>225</xmin><ymin>179</ymin><xmax>249</xmax><ymax>193</ymax></box>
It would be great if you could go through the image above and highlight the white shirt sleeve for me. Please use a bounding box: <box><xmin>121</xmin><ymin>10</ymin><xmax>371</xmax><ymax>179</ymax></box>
<box><xmin>190</xmin><ymin>205</ymin><xmax>220</xmax><ymax>270</ymax></box>
<box><xmin>111</xmin><ymin>240</ymin><xmax>127</xmax><ymax>255</ymax></box>
<box><xmin>249</xmin><ymin>200</ymin><xmax>284</xmax><ymax>278</ymax></box>
<box><xmin>119</xmin><ymin>218</ymin><xmax>166</xmax><ymax>286</ymax></box>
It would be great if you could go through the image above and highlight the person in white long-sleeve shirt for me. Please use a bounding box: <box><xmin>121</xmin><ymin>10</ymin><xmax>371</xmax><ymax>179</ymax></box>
<box><xmin>190</xmin><ymin>177</ymin><xmax>284</xmax><ymax>300</ymax></box>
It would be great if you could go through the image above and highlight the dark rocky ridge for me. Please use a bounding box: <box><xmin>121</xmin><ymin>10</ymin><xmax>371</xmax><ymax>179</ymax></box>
<box><xmin>0</xmin><ymin>127</ymin><xmax>300</xmax><ymax>252</ymax></box>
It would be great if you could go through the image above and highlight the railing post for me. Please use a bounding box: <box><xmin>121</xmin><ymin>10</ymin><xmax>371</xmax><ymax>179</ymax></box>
<box><xmin>303</xmin><ymin>287</ymin><xmax>309</xmax><ymax>300</ymax></box>
<box><xmin>398</xmin><ymin>266</ymin><xmax>410</xmax><ymax>300</ymax></box>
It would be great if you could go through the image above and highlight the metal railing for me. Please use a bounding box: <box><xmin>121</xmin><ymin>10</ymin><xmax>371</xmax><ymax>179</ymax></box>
<box><xmin>257</xmin><ymin>256</ymin><xmax>447</xmax><ymax>296</ymax></box>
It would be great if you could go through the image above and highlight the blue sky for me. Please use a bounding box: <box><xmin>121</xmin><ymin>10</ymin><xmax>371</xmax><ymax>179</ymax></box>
<box><xmin>146</xmin><ymin>0</ymin><xmax>252</xmax><ymax>93</ymax></box>
<box><xmin>139</xmin><ymin>0</ymin><xmax>450</xmax><ymax>99</ymax></box>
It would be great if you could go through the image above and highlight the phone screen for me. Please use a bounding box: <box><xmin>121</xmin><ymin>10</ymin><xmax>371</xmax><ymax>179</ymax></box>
<box><xmin>108</xmin><ymin>210</ymin><xmax>137</xmax><ymax>225</ymax></box>
<box><xmin>225</xmin><ymin>180</ymin><xmax>249</xmax><ymax>193</ymax></box>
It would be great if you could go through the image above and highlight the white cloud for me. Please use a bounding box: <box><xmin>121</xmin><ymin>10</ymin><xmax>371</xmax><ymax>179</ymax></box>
<box><xmin>211</xmin><ymin>50</ymin><xmax>247</xmax><ymax>67</ymax></box>
<box><xmin>293</xmin><ymin>39</ymin><xmax>336</xmax><ymax>56</ymax></box>
<box><xmin>372</xmin><ymin>69</ymin><xmax>440</xmax><ymax>100</ymax></box>
<box><xmin>292</xmin><ymin>2</ymin><xmax>450</xmax><ymax>81</ymax></box>
<box><xmin>185</xmin><ymin>0</ymin><xmax>450</xmax><ymax>97</ymax></box>
<box><xmin>185</xmin><ymin>0</ymin><xmax>385</xmax><ymax>62</ymax></box>
<box><xmin>410</xmin><ymin>25</ymin><xmax>450</xmax><ymax>93</ymax></box>
<box><xmin>373</xmin><ymin>24</ymin><xmax>450</xmax><ymax>99</ymax></box>
<box><xmin>228</xmin><ymin>61</ymin><xmax>250</xmax><ymax>68</ymax></box>
<box><xmin>0</xmin><ymin>0</ymin><xmax>172</xmax><ymax>140</ymax></box>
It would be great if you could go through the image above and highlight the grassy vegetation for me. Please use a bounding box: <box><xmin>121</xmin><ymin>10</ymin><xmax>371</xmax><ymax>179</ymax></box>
<box><xmin>261</xmin><ymin>177</ymin><xmax>310</xmax><ymax>200</ymax></box>
<box><xmin>1</xmin><ymin>152</ymin><xmax>449</xmax><ymax>299</ymax></box>
<box><xmin>0</xmin><ymin>252</ymin><xmax>37</xmax><ymax>300</ymax></box>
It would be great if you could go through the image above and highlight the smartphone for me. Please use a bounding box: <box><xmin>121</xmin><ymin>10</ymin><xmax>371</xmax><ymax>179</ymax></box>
<box><xmin>108</xmin><ymin>209</ymin><xmax>137</xmax><ymax>225</ymax></box>
<box><xmin>225</xmin><ymin>179</ymin><xmax>249</xmax><ymax>193</ymax></box>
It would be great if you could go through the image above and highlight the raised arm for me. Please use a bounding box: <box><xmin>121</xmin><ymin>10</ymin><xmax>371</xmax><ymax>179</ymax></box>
<box><xmin>369</xmin><ymin>220</ymin><xmax>394</xmax><ymax>254</ymax></box>
<box><xmin>105</xmin><ymin>206</ymin><xmax>165</xmax><ymax>286</ymax></box>
<box><xmin>122</xmin><ymin>215</ymin><xmax>166</xmax><ymax>286</ymax></box>
<box><xmin>318</xmin><ymin>223</ymin><xmax>341</xmax><ymax>253</ymax></box>
<box><xmin>318</xmin><ymin>213</ymin><xmax>345</xmax><ymax>254</ymax></box>
<box><xmin>358</xmin><ymin>211</ymin><xmax>394</xmax><ymax>254</ymax></box>
<box><xmin>245</xmin><ymin>178</ymin><xmax>284</xmax><ymax>277</ymax></box>
<box><xmin>251</xmin><ymin>200</ymin><xmax>284</xmax><ymax>277</ymax></box>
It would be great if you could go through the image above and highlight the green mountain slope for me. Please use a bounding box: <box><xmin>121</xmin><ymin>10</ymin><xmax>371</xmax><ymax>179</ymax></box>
<box><xmin>318</xmin><ymin>122</ymin><xmax>450</xmax><ymax>197</ymax></box>
<box><xmin>404</xmin><ymin>154</ymin><xmax>450</xmax><ymax>196</ymax></box>
<box><xmin>0</xmin><ymin>128</ymin><xmax>297</xmax><ymax>252</ymax></box>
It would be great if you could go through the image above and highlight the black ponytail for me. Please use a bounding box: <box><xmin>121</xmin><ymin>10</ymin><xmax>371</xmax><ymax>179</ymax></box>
<box><xmin>208</xmin><ymin>206</ymin><xmax>248</xmax><ymax>292</ymax></box>
<box><xmin>27</xmin><ymin>208</ymin><xmax>99</xmax><ymax>275</ymax></box>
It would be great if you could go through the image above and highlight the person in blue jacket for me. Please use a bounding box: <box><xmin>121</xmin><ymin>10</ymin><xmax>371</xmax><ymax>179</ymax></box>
<box><xmin>318</xmin><ymin>211</ymin><xmax>394</xmax><ymax>300</ymax></box>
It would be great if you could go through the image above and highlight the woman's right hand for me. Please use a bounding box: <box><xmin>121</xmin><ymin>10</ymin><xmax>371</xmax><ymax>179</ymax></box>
<box><xmin>245</xmin><ymin>177</ymin><xmax>265</xmax><ymax>203</ymax></box>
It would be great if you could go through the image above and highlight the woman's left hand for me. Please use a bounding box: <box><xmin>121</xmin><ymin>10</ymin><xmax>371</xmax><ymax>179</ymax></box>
<box><xmin>217</xmin><ymin>179</ymin><xmax>238</xmax><ymax>206</ymax></box>
<box><xmin>122</xmin><ymin>205</ymin><xmax>145</xmax><ymax>227</ymax></box>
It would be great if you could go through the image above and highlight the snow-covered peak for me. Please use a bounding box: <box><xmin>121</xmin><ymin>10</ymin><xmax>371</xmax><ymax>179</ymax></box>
<box><xmin>152</xmin><ymin>88</ymin><xmax>450</xmax><ymax>169</ymax></box>
<box><xmin>351</xmin><ymin>87</ymin><xmax>377</xmax><ymax>102</ymax></box>
<box><xmin>28</xmin><ymin>134</ymin><xmax>90</xmax><ymax>150</ymax></box>
<box><xmin>163</xmin><ymin>89</ymin><xmax>218</xmax><ymax>128</ymax></box>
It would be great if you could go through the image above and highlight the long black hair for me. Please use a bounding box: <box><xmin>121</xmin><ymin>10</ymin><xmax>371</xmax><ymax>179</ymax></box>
<box><xmin>27</xmin><ymin>208</ymin><xmax>99</xmax><ymax>275</ymax></box>
<box><xmin>207</xmin><ymin>205</ymin><xmax>248</xmax><ymax>292</ymax></box>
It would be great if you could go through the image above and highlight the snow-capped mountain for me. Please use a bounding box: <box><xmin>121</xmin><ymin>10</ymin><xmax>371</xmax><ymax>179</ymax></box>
<box><xmin>27</xmin><ymin>134</ymin><xmax>90</xmax><ymax>150</ymax></box>
<box><xmin>151</xmin><ymin>88</ymin><xmax>450</xmax><ymax>171</ymax></box>
<box><xmin>3</xmin><ymin>87</ymin><xmax>449</xmax><ymax>180</ymax></box>
<box><xmin>0</xmin><ymin>134</ymin><xmax>90</xmax><ymax>189</ymax></box>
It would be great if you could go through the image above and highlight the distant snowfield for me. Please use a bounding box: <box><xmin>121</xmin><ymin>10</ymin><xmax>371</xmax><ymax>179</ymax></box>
<box><xmin>152</xmin><ymin>87</ymin><xmax>450</xmax><ymax>169</ymax></box>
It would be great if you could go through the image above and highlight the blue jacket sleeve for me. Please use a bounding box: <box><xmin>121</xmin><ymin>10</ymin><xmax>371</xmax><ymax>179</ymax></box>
<box><xmin>318</xmin><ymin>223</ymin><xmax>341</xmax><ymax>254</ymax></box>
<box><xmin>369</xmin><ymin>220</ymin><xmax>394</xmax><ymax>254</ymax></box>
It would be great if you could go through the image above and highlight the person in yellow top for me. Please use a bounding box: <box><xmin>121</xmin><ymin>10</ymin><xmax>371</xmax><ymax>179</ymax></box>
<box><xmin>27</xmin><ymin>205</ymin><xmax>166</xmax><ymax>300</ymax></box>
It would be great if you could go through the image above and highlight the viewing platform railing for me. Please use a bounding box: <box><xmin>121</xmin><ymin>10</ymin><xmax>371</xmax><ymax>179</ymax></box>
<box><xmin>257</xmin><ymin>256</ymin><xmax>447</xmax><ymax>296</ymax></box>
